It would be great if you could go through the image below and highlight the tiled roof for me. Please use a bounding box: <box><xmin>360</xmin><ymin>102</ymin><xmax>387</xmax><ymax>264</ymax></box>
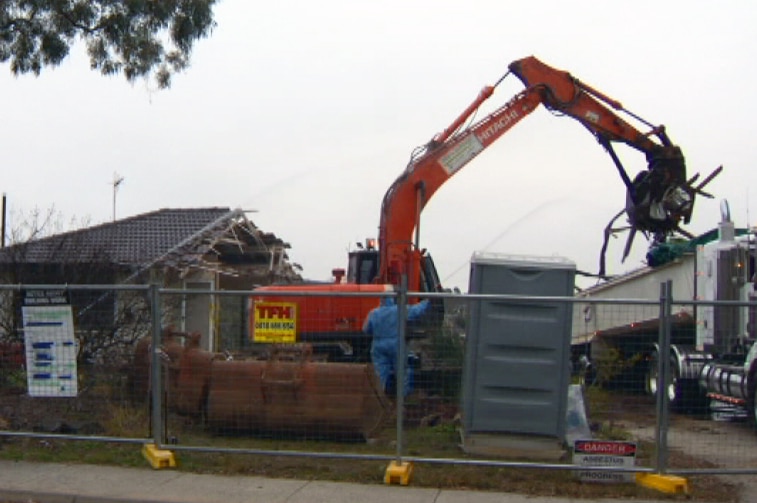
<box><xmin>1</xmin><ymin>208</ymin><xmax>238</xmax><ymax>266</ymax></box>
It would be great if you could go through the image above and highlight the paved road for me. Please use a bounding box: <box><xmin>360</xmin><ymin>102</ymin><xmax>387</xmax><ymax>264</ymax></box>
<box><xmin>0</xmin><ymin>460</ymin><xmax>679</xmax><ymax>503</ymax></box>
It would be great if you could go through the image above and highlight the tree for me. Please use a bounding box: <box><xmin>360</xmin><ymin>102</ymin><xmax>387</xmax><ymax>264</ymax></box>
<box><xmin>0</xmin><ymin>0</ymin><xmax>217</xmax><ymax>88</ymax></box>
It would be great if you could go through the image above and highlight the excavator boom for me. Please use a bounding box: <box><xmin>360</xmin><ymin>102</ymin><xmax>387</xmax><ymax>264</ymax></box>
<box><xmin>378</xmin><ymin>55</ymin><xmax>697</xmax><ymax>290</ymax></box>
<box><xmin>377</xmin><ymin>89</ymin><xmax>543</xmax><ymax>287</ymax></box>
<box><xmin>251</xmin><ymin>55</ymin><xmax>713</xmax><ymax>364</ymax></box>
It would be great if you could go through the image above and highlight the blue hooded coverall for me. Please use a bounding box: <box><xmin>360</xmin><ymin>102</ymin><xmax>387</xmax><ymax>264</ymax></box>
<box><xmin>363</xmin><ymin>297</ymin><xmax>430</xmax><ymax>396</ymax></box>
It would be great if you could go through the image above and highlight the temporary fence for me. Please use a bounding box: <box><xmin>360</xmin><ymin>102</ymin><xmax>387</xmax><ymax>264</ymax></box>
<box><xmin>0</xmin><ymin>282</ymin><xmax>756</xmax><ymax>490</ymax></box>
<box><xmin>0</xmin><ymin>283</ymin><xmax>152</xmax><ymax>448</ymax></box>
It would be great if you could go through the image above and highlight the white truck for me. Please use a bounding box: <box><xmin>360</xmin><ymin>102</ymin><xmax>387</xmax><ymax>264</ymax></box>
<box><xmin>573</xmin><ymin>201</ymin><xmax>757</xmax><ymax>423</ymax></box>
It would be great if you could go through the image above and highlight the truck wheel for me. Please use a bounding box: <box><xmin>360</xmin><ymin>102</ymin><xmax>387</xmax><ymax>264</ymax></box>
<box><xmin>578</xmin><ymin>369</ymin><xmax>595</xmax><ymax>387</ymax></box>
<box><xmin>577</xmin><ymin>357</ymin><xmax>597</xmax><ymax>387</ymax></box>
<box><xmin>645</xmin><ymin>352</ymin><xmax>681</xmax><ymax>410</ymax></box>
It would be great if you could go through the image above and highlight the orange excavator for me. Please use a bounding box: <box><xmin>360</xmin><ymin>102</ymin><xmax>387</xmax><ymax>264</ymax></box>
<box><xmin>144</xmin><ymin>56</ymin><xmax>718</xmax><ymax>440</ymax></box>
<box><xmin>251</xmin><ymin>55</ymin><xmax>718</xmax><ymax>362</ymax></box>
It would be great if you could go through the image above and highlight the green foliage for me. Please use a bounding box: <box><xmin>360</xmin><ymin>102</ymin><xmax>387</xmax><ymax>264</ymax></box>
<box><xmin>0</xmin><ymin>367</ymin><xmax>26</xmax><ymax>391</ymax></box>
<box><xmin>592</xmin><ymin>421</ymin><xmax>634</xmax><ymax>442</ymax></box>
<box><xmin>101</xmin><ymin>403</ymin><xmax>149</xmax><ymax>438</ymax></box>
<box><xmin>411</xmin><ymin>308</ymin><xmax>465</xmax><ymax>399</ymax></box>
<box><xmin>0</xmin><ymin>0</ymin><xmax>217</xmax><ymax>88</ymax></box>
<box><xmin>429</xmin><ymin>325</ymin><xmax>465</xmax><ymax>367</ymax></box>
<box><xmin>592</xmin><ymin>347</ymin><xmax>643</xmax><ymax>388</ymax></box>
<box><xmin>405</xmin><ymin>422</ymin><xmax>460</xmax><ymax>456</ymax></box>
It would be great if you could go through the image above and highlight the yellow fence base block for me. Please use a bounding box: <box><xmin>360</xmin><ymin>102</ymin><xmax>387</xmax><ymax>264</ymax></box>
<box><xmin>142</xmin><ymin>443</ymin><xmax>177</xmax><ymax>470</ymax></box>
<box><xmin>636</xmin><ymin>472</ymin><xmax>689</xmax><ymax>495</ymax></box>
<box><xmin>384</xmin><ymin>460</ymin><xmax>414</xmax><ymax>486</ymax></box>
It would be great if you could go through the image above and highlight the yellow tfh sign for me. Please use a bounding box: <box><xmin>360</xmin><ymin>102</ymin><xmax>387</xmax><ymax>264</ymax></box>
<box><xmin>253</xmin><ymin>302</ymin><xmax>297</xmax><ymax>343</ymax></box>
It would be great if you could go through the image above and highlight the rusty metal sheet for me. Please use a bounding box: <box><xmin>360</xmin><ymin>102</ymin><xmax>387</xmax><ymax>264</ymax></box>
<box><xmin>132</xmin><ymin>333</ymin><xmax>390</xmax><ymax>440</ymax></box>
<box><xmin>206</xmin><ymin>358</ymin><xmax>390</xmax><ymax>439</ymax></box>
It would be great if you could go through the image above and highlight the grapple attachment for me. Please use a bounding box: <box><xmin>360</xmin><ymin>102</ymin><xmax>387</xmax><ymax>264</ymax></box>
<box><xmin>625</xmin><ymin>146</ymin><xmax>693</xmax><ymax>237</ymax></box>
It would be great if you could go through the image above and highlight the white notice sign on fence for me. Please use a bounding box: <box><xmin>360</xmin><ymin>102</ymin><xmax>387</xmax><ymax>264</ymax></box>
<box><xmin>22</xmin><ymin>290</ymin><xmax>78</xmax><ymax>397</ymax></box>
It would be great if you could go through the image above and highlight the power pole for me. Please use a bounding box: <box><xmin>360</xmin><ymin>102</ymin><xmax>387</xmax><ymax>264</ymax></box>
<box><xmin>1</xmin><ymin>193</ymin><xmax>6</xmax><ymax>248</ymax></box>
<box><xmin>113</xmin><ymin>173</ymin><xmax>125</xmax><ymax>221</ymax></box>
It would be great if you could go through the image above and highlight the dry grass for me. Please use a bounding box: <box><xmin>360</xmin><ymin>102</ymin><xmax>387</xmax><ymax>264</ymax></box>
<box><xmin>0</xmin><ymin>383</ymin><xmax>744</xmax><ymax>502</ymax></box>
<box><xmin>0</xmin><ymin>414</ymin><xmax>741</xmax><ymax>502</ymax></box>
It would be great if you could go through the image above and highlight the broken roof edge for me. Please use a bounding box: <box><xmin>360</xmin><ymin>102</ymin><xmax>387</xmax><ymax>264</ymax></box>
<box><xmin>39</xmin><ymin>207</ymin><xmax>235</xmax><ymax>244</ymax></box>
<box><xmin>0</xmin><ymin>206</ymin><xmax>301</xmax><ymax>286</ymax></box>
<box><xmin>128</xmin><ymin>208</ymin><xmax>298</xmax><ymax>284</ymax></box>
<box><xmin>0</xmin><ymin>207</ymin><xmax>236</xmax><ymax>262</ymax></box>
<box><xmin>123</xmin><ymin>208</ymin><xmax>245</xmax><ymax>281</ymax></box>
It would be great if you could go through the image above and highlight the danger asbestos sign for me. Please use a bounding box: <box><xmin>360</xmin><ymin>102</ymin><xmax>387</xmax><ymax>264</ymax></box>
<box><xmin>573</xmin><ymin>440</ymin><xmax>636</xmax><ymax>483</ymax></box>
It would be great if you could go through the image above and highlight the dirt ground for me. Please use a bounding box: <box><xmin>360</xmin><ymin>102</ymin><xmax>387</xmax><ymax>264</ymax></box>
<box><xmin>586</xmin><ymin>391</ymin><xmax>757</xmax><ymax>502</ymax></box>
<box><xmin>626</xmin><ymin>412</ymin><xmax>757</xmax><ymax>502</ymax></box>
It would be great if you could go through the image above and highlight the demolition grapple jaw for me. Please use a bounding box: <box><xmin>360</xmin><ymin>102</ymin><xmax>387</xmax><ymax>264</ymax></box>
<box><xmin>625</xmin><ymin>146</ymin><xmax>694</xmax><ymax>237</ymax></box>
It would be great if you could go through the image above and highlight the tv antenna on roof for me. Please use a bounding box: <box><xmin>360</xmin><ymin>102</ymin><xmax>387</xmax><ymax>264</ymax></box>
<box><xmin>113</xmin><ymin>172</ymin><xmax>125</xmax><ymax>221</ymax></box>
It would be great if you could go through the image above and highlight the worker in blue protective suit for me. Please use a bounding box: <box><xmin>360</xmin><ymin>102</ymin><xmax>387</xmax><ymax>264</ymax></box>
<box><xmin>362</xmin><ymin>296</ymin><xmax>430</xmax><ymax>397</ymax></box>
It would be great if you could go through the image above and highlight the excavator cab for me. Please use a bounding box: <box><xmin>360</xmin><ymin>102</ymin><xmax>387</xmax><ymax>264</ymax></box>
<box><xmin>345</xmin><ymin>242</ymin><xmax>444</xmax><ymax>352</ymax></box>
<box><xmin>346</xmin><ymin>240</ymin><xmax>444</xmax><ymax>296</ymax></box>
<box><xmin>347</xmin><ymin>239</ymin><xmax>379</xmax><ymax>284</ymax></box>
<box><xmin>419</xmin><ymin>251</ymin><xmax>443</xmax><ymax>294</ymax></box>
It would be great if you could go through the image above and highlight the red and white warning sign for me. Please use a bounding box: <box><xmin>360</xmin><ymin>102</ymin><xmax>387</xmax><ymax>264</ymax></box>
<box><xmin>573</xmin><ymin>440</ymin><xmax>636</xmax><ymax>483</ymax></box>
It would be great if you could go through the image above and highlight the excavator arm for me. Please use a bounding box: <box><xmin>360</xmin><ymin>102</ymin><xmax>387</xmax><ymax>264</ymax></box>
<box><xmin>508</xmin><ymin>57</ymin><xmax>692</xmax><ymax>236</ymax></box>
<box><xmin>378</xmin><ymin>55</ymin><xmax>703</xmax><ymax>289</ymax></box>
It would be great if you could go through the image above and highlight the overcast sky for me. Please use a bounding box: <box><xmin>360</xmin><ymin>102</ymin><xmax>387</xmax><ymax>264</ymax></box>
<box><xmin>3</xmin><ymin>1</ymin><xmax>756</xmax><ymax>291</ymax></box>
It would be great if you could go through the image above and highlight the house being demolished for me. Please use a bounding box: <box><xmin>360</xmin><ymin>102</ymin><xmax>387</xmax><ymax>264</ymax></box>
<box><xmin>0</xmin><ymin>207</ymin><xmax>302</xmax><ymax>354</ymax></box>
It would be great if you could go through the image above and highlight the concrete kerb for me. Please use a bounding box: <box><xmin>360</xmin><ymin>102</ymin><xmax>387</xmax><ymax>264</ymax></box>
<box><xmin>0</xmin><ymin>459</ymin><xmax>689</xmax><ymax>503</ymax></box>
<box><xmin>0</xmin><ymin>489</ymin><xmax>167</xmax><ymax>503</ymax></box>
